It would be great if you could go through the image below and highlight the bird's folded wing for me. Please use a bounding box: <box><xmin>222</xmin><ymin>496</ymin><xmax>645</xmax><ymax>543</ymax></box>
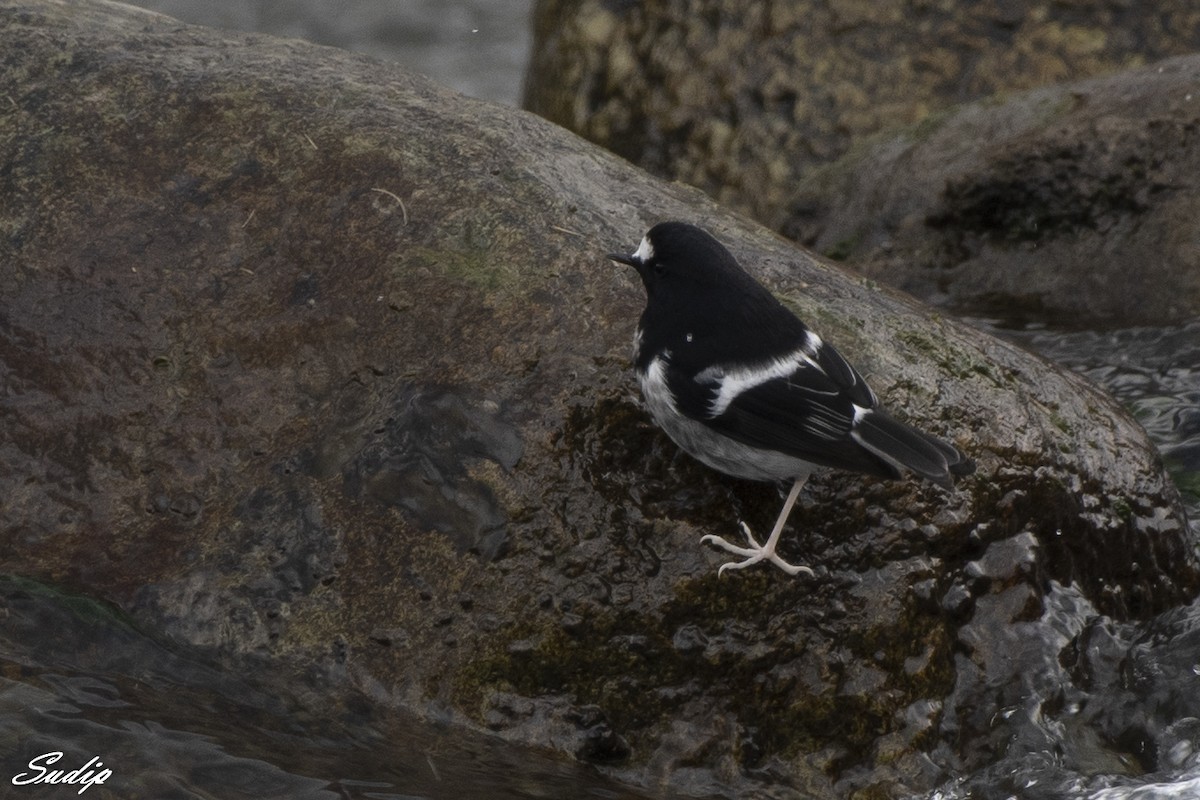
<box><xmin>665</xmin><ymin>358</ymin><xmax>900</xmax><ymax>477</ymax></box>
<box><xmin>809</xmin><ymin>337</ymin><xmax>878</xmax><ymax>409</ymax></box>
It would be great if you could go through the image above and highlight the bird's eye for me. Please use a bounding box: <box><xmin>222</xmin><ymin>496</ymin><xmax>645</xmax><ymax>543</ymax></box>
<box><xmin>651</xmin><ymin>260</ymin><xmax>667</xmax><ymax>276</ymax></box>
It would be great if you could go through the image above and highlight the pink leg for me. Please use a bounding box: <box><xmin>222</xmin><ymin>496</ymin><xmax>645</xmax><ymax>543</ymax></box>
<box><xmin>700</xmin><ymin>477</ymin><xmax>814</xmax><ymax>577</ymax></box>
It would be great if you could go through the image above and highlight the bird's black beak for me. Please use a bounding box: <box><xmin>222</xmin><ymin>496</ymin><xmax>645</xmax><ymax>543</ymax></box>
<box><xmin>608</xmin><ymin>252</ymin><xmax>640</xmax><ymax>269</ymax></box>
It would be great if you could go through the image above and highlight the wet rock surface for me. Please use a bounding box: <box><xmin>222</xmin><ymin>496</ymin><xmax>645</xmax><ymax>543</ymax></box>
<box><xmin>2</xmin><ymin>2</ymin><xmax>1198</xmax><ymax>797</ymax></box>
<box><xmin>924</xmin><ymin>586</ymin><xmax>1200</xmax><ymax>800</ymax></box>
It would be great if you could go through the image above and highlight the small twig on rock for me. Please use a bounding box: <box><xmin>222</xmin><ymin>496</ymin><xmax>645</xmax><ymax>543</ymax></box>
<box><xmin>370</xmin><ymin>187</ymin><xmax>409</xmax><ymax>225</ymax></box>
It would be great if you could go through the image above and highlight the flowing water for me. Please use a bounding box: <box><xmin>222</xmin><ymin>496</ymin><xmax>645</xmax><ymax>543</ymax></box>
<box><xmin>0</xmin><ymin>575</ymin><xmax>674</xmax><ymax>800</ymax></box>
<box><xmin>122</xmin><ymin>0</ymin><xmax>534</xmax><ymax>107</ymax></box>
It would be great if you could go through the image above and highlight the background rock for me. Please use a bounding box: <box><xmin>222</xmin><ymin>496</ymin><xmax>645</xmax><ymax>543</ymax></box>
<box><xmin>782</xmin><ymin>56</ymin><xmax>1200</xmax><ymax>327</ymax></box>
<box><xmin>524</xmin><ymin>0</ymin><xmax>1200</xmax><ymax>326</ymax></box>
<box><xmin>524</xmin><ymin>0</ymin><xmax>1200</xmax><ymax>227</ymax></box>
<box><xmin>2</xmin><ymin>1</ymin><xmax>1197</xmax><ymax>797</ymax></box>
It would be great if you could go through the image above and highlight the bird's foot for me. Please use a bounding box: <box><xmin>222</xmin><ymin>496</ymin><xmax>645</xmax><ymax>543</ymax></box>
<box><xmin>700</xmin><ymin>522</ymin><xmax>814</xmax><ymax>577</ymax></box>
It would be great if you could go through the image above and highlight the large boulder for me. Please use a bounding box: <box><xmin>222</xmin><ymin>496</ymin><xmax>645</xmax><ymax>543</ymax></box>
<box><xmin>2</xmin><ymin>1</ymin><xmax>1196</xmax><ymax>796</ymax></box>
<box><xmin>781</xmin><ymin>55</ymin><xmax>1200</xmax><ymax>326</ymax></box>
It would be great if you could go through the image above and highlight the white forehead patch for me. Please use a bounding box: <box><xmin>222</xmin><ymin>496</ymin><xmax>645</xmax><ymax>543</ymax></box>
<box><xmin>633</xmin><ymin>235</ymin><xmax>654</xmax><ymax>263</ymax></box>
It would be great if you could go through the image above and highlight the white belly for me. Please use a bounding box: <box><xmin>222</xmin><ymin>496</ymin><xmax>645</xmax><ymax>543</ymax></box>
<box><xmin>638</xmin><ymin>358</ymin><xmax>817</xmax><ymax>483</ymax></box>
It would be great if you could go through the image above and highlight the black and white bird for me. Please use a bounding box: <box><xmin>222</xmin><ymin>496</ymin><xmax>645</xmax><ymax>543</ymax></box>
<box><xmin>609</xmin><ymin>221</ymin><xmax>973</xmax><ymax>577</ymax></box>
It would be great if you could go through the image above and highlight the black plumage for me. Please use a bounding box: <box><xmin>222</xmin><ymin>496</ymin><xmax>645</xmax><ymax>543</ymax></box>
<box><xmin>609</xmin><ymin>221</ymin><xmax>973</xmax><ymax>576</ymax></box>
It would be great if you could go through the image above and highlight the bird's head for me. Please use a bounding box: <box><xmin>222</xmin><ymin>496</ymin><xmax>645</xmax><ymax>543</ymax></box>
<box><xmin>608</xmin><ymin>221</ymin><xmax>751</xmax><ymax>303</ymax></box>
<box><xmin>608</xmin><ymin>221</ymin><xmax>807</xmax><ymax>363</ymax></box>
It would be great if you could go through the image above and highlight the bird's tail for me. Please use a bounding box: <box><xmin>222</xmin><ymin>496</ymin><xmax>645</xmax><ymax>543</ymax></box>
<box><xmin>851</xmin><ymin>408</ymin><xmax>974</xmax><ymax>489</ymax></box>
